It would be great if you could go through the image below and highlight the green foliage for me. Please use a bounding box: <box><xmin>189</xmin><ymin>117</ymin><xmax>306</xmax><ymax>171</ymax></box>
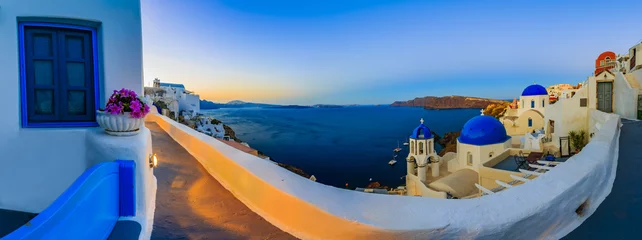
<box><xmin>154</xmin><ymin>101</ymin><xmax>168</xmax><ymax>110</ymax></box>
<box><xmin>568</xmin><ymin>130</ymin><xmax>587</xmax><ymax>152</ymax></box>
<box><xmin>483</xmin><ymin>102</ymin><xmax>510</xmax><ymax>119</ymax></box>
<box><xmin>210</xmin><ymin>118</ymin><xmax>222</xmax><ymax>125</ymax></box>
<box><xmin>169</xmin><ymin>111</ymin><xmax>175</xmax><ymax>119</ymax></box>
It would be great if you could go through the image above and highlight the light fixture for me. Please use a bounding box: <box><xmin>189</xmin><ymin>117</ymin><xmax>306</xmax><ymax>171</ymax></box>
<box><xmin>149</xmin><ymin>153</ymin><xmax>158</xmax><ymax>168</ymax></box>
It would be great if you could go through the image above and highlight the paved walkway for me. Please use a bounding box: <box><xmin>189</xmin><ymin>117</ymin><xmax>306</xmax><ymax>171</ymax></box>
<box><xmin>565</xmin><ymin>119</ymin><xmax>642</xmax><ymax>239</ymax></box>
<box><xmin>147</xmin><ymin>123</ymin><xmax>296</xmax><ymax>240</ymax></box>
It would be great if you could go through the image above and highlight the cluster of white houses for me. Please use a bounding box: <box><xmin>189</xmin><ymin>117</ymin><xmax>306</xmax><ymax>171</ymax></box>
<box><xmin>145</xmin><ymin>78</ymin><xmax>201</xmax><ymax>118</ymax></box>
<box><xmin>404</xmin><ymin>44</ymin><xmax>642</xmax><ymax>199</ymax></box>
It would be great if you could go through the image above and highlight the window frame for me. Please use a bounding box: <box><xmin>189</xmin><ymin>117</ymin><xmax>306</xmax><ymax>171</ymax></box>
<box><xmin>19</xmin><ymin>22</ymin><xmax>100</xmax><ymax>128</ymax></box>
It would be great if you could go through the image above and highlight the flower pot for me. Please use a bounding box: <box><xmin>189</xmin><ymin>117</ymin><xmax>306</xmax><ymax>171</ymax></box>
<box><xmin>96</xmin><ymin>110</ymin><xmax>143</xmax><ymax>136</ymax></box>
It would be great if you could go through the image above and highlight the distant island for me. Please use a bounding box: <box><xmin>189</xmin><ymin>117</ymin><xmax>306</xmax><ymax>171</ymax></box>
<box><xmin>200</xmin><ymin>100</ymin><xmax>279</xmax><ymax>109</ymax></box>
<box><xmin>201</xmin><ymin>100</ymin><xmax>360</xmax><ymax>109</ymax></box>
<box><xmin>390</xmin><ymin>96</ymin><xmax>508</xmax><ymax>110</ymax></box>
<box><xmin>267</xmin><ymin>105</ymin><xmax>313</xmax><ymax>109</ymax></box>
<box><xmin>312</xmin><ymin>104</ymin><xmax>344</xmax><ymax>108</ymax></box>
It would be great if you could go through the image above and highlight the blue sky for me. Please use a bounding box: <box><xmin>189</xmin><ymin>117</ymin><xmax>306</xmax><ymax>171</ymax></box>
<box><xmin>141</xmin><ymin>0</ymin><xmax>642</xmax><ymax>105</ymax></box>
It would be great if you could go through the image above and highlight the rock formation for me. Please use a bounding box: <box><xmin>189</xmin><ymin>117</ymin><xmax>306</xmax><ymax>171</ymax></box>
<box><xmin>391</xmin><ymin>96</ymin><xmax>508</xmax><ymax>109</ymax></box>
<box><xmin>223</xmin><ymin>124</ymin><xmax>242</xmax><ymax>143</ymax></box>
<box><xmin>483</xmin><ymin>101</ymin><xmax>511</xmax><ymax>119</ymax></box>
<box><xmin>365</xmin><ymin>181</ymin><xmax>389</xmax><ymax>189</ymax></box>
<box><xmin>436</xmin><ymin>131</ymin><xmax>461</xmax><ymax>157</ymax></box>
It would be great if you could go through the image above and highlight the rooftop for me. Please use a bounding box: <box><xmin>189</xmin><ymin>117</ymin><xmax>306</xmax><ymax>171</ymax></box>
<box><xmin>159</xmin><ymin>83</ymin><xmax>185</xmax><ymax>89</ymax></box>
<box><xmin>521</xmin><ymin>84</ymin><xmax>548</xmax><ymax>96</ymax></box>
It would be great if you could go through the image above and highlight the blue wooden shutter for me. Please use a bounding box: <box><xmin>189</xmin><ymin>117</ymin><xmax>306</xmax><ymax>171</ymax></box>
<box><xmin>24</xmin><ymin>25</ymin><xmax>96</xmax><ymax>125</ymax></box>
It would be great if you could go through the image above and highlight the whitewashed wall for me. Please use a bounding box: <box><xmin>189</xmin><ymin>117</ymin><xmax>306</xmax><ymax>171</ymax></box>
<box><xmin>613</xmin><ymin>72</ymin><xmax>638</xmax><ymax>119</ymax></box>
<box><xmin>518</xmin><ymin>95</ymin><xmax>548</xmax><ymax>116</ymax></box>
<box><xmin>406</xmin><ymin>174</ymin><xmax>447</xmax><ymax>198</ymax></box>
<box><xmin>148</xmin><ymin>112</ymin><xmax>620</xmax><ymax>239</ymax></box>
<box><xmin>544</xmin><ymin>86</ymin><xmax>590</xmax><ymax>149</ymax></box>
<box><xmin>0</xmin><ymin>0</ymin><xmax>143</xmax><ymax>213</ymax></box>
<box><xmin>455</xmin><ymin>140</ymin><xmax>510</xmax><ymax>172</ymax></box>
<box><xmin>179</xmin><ymin>93</ymin><xmax>201</xmax><ymax>115</ymax></box>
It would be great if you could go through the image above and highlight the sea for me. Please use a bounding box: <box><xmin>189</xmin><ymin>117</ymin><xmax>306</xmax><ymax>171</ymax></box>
<box><xmin>202</xmin><ymin>106</ymin><xmax>641</xmax><ymax>238</ymax></box>
<box><xmin>202</xmin><ymin>106</ymin><xmax>481</xmax><ymax>189</ymax></box>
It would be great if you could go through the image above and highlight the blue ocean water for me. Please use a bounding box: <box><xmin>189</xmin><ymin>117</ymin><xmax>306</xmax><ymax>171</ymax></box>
<box><xmin>203</xmin><ymin>106</ymin><xmax>480</xmax><ymax>189</ymax></box>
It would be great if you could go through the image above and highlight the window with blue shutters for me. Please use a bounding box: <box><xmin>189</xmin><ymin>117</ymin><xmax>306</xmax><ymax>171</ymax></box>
<box><xmin>19</xmin><ymin>22</ymin><xmax>99</xmax><ymax>127</ymax></box>
<box><xmin>528</xmin><ymin>118</ymin><xmax>533</xmax><ymax>127</ymax></box>
<box><xmin>531</xmin><ymin>100</ymin><xmax>535</xmax><ymax>108</ymax></box>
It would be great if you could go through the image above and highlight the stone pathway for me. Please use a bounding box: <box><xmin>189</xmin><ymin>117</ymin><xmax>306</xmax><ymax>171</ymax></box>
<box><xmin>147</xmin><ymin>123</ymin><xmax>296</xmax><ymax>240</ymax></box>
<box><xmin>565</xmin><ymin>119</ymin><xmax>642</xmax><ymax>239</ymax></box>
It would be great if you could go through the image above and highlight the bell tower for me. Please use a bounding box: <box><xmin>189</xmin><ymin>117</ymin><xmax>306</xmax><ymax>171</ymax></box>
<box><xmin>407</xmin><ymin>118</ymin><xmax>439</xmax><ymax>183</ymax></box>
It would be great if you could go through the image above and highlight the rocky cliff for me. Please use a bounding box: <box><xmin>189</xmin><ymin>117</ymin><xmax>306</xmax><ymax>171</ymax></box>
<box><xmin>391</xmin><ymin>96</ymin><xmax>508</xmax><ymax>109</ymax></box>
<box><xmin>436</xmin><ymin>131</ymin><xmax>461</xmax><ymax>157</ymax></box>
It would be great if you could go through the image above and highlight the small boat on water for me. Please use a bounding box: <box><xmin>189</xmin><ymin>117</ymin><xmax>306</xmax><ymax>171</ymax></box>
<box><xmin>393</xmin><ymin>141</ymin><xmax>402</xmax><ymax>152</ymax></box>
<box><xmin>403</xmin><ymin>141</ymin><xmax>409</xmax><ymax>146</ymax></box>
<box><xmin>389</xmin><ymin>154</ymin><xmax>397</xmax><ymax>165</ymax></box>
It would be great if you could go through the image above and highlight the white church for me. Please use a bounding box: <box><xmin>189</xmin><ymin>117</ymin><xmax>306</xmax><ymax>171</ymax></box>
<box><xmin>405</xmin><ymin>114</ymin><xmax>512</xmax><ymax>198</ymax></box>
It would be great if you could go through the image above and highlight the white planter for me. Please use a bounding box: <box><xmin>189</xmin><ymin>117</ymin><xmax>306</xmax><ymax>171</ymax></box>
<box><xmin>96</xmin><ymin>110</ymin><xmax>144</xmax><ymax>136</ymax></box>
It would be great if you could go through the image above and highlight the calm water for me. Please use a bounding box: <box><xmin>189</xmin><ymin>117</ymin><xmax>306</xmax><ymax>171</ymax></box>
<box><xmin>203</xmin><ymin>106</ymin><xmax>480</xmax><ymax>188</ymax></box>
<box><xmin>203</xmin><ymin>107</ymin><xmax>642</xmax><ymax>238</ymax></box>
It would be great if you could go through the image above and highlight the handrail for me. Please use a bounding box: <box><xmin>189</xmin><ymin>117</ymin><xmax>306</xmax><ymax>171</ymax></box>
<box><xmin>3</xmin><ymin>160</ymin><xmax>135</xmax><ymax>240</ymax></box>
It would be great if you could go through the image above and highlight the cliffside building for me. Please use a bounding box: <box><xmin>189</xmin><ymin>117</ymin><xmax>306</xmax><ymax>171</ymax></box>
<box><xmin>405</xmin><ymin>116</ymin><xmax>511</xmax><ymax>199</ymax></box>
<box><xmin>543</xmin><ymin>47</ymin><xmax>642</xmax><ymax>156</ymax></box>
<box><xmin>500</xmin><ymin>84</ymin><xmax>548</xmax><ymax>139</ymax></box>
<box><xmin>0</xmin><ymin>0</ymin><xmax>156</xmax><ymax>238</ymax></box>
<box><xmin>145</xmin><ymin>80</ymin><xmax>201</xmax><ymax>118</ymax></box>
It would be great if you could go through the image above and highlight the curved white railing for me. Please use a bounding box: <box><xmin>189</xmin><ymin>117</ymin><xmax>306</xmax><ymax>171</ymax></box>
<box><xmin>147</xmin><ymin>113</ymin><xmax>620</xmax><ymax>240</ymax></box>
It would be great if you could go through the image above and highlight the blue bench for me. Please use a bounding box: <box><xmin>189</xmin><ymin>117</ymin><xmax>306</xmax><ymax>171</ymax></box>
<box><xmin>3</xmin><ymin>160</ymin><xmax>138</xmax><ymax>240</ymax></box>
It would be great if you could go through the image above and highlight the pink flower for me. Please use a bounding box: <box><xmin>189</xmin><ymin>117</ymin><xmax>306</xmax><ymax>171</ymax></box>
<box><xmin>105</xmin><ymin>103</ymin><xmax>122</xmax><ymax>115</ymax></box>
<box><xmin>104</xmin><ymin>88</ymin><xmax>148</xmax><ymax>118</ymax></box>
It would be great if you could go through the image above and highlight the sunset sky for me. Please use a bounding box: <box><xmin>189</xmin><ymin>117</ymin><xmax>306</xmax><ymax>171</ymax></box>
<box><xmin>141</xmin><ymin>0</ymin><xmax>642</xmax><ymax>105</ymax></box>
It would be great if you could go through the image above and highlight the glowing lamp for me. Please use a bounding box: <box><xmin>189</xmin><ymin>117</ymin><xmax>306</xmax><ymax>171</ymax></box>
<box><xmin>149</xmin><ymin>153</ymin><xmax>158</xmax><ymax>168</ymax></box>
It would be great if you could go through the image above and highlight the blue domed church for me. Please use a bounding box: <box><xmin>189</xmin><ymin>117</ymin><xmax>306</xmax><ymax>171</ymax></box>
<box><xmin>453</xmin><ymin>115</ymin><xmax>512</xmax><ymax>171</ymax></box>
<box><xmin>404</xmin><ymin>116</ymin><xmax>511</xmax><ymax>198</ymax></box>
<box><xmin>500</xmin><ymin>84</ymin><xmax>548</xmax><ymax>136</ymax></box>
<box><xmin>406</xmin><ymin>118</ymin><xmax>439</xmax><ymax>185</ymax></box>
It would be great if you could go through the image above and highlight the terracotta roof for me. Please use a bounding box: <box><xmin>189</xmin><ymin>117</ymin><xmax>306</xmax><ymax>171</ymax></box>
<box><xmin>218</xmin><ymin>139</ymin><xmax>258</xmax><ymax>156</ymax></box>
<box><xmin>594</xmin><ymin>68</ymin><xmax>614</xmax><ymax>76</ymax></box>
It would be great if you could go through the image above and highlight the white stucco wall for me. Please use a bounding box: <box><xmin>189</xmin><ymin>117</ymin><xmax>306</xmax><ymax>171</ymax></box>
<box><xmin>179</xmin><ymin>93</ymin><xmax>201</xmax><ymax>115</ymax></box>
<box><xmin>629</xmin><ymin>43</ymin><xmax>642</xmax><ymax>71</ymax></box>
<box><xmin>613</xmin><ymin>71</ymin><xmax>640</xmax><ymax>120</ymax></box>
<box><xmin>147</xmin><ymin>111</ymin><xmax>621</xmax><ymax>239</ymax></box>
<box><xmin>86</xmin><ymin>127</ymin><xmax>156</xmax><ymax>240</ymax></box>
<box><xmin>456</xmin><ymin>140</ymin><xmax>510</xmax><ymax>172</ymax></box>
<box><xmin>518</xmin><ymin>95</ymin><xmax>548</xmax><ymax>116</ymax></box>
<box><xmin>544</xmin><ymin>85</ymin><xmax>590</xmax><ymax>149</ymax></box>
<box><xmin>0</xmin><ymin>0</ymin><xmax>144</xmax><ymax>213</ymax></box>
<box><xmin>406</xmin><ymin>174</ymin><xmax>447</xmax><ymax>198</ymax></box>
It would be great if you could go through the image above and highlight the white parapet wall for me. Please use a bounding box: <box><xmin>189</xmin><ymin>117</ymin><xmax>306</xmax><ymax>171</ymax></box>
<box><xmin>406</xmin><ymin>173</ymin><xmax>448</xmax><ymax>198</ymax></box>
<box><xmin>147</xmin><ymin>113</ymin><xmax>620</xmax><ymax>239</ymax></box>
<box><xmin>0</xmin><ymin>0</ymin><xmax>144</xmax><ymax>214</ymax></box>
<box><xmin>85</xmin><ymin>127</ymin><xmax>157</xmax><ymax>240</ymax></box>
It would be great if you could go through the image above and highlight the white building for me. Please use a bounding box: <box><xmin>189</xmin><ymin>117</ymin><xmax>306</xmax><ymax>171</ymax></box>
<box><xmin>544</xmin><ymin>47</ymin><xmax>642</xmax><ymax>156</ymax></box>
<box><xmin>452</xmin><ymin>116</ymin><xmax>512</xmax><ymax>172</ymax></box>
<box><xmin>547</xmin><ymin>84</ymin><xmax>576</xmax><ymax>98</ymax></box>
<box><xmin>0</xmin><ymin>0</ymin><xmax>156</xmax><ymax>238</ymax></box>
<box><xmin>405</xmin><ymin>118</ymin><xmax>439</xmax><ymax>183</ymax></box>
<box><xmin>146</xmin><ymin>80</ymin><xmax>200</xmax><ymax>118</ymax></box>
<box><xmin>501</xmin><ymin>84</ymin><xmax>548</xmax><ymax>137</ymax></box>
<box><xmin>405</xmin><ymin>115</ymin><xmax>511</xmax><ymax>198</ymax></box>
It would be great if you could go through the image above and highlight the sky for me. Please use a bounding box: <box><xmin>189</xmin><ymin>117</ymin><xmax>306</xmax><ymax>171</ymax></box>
<box><xmin>141</xmin><ymin>0</ymin><xmax>642</xmax><ymax>105</ymax></box>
